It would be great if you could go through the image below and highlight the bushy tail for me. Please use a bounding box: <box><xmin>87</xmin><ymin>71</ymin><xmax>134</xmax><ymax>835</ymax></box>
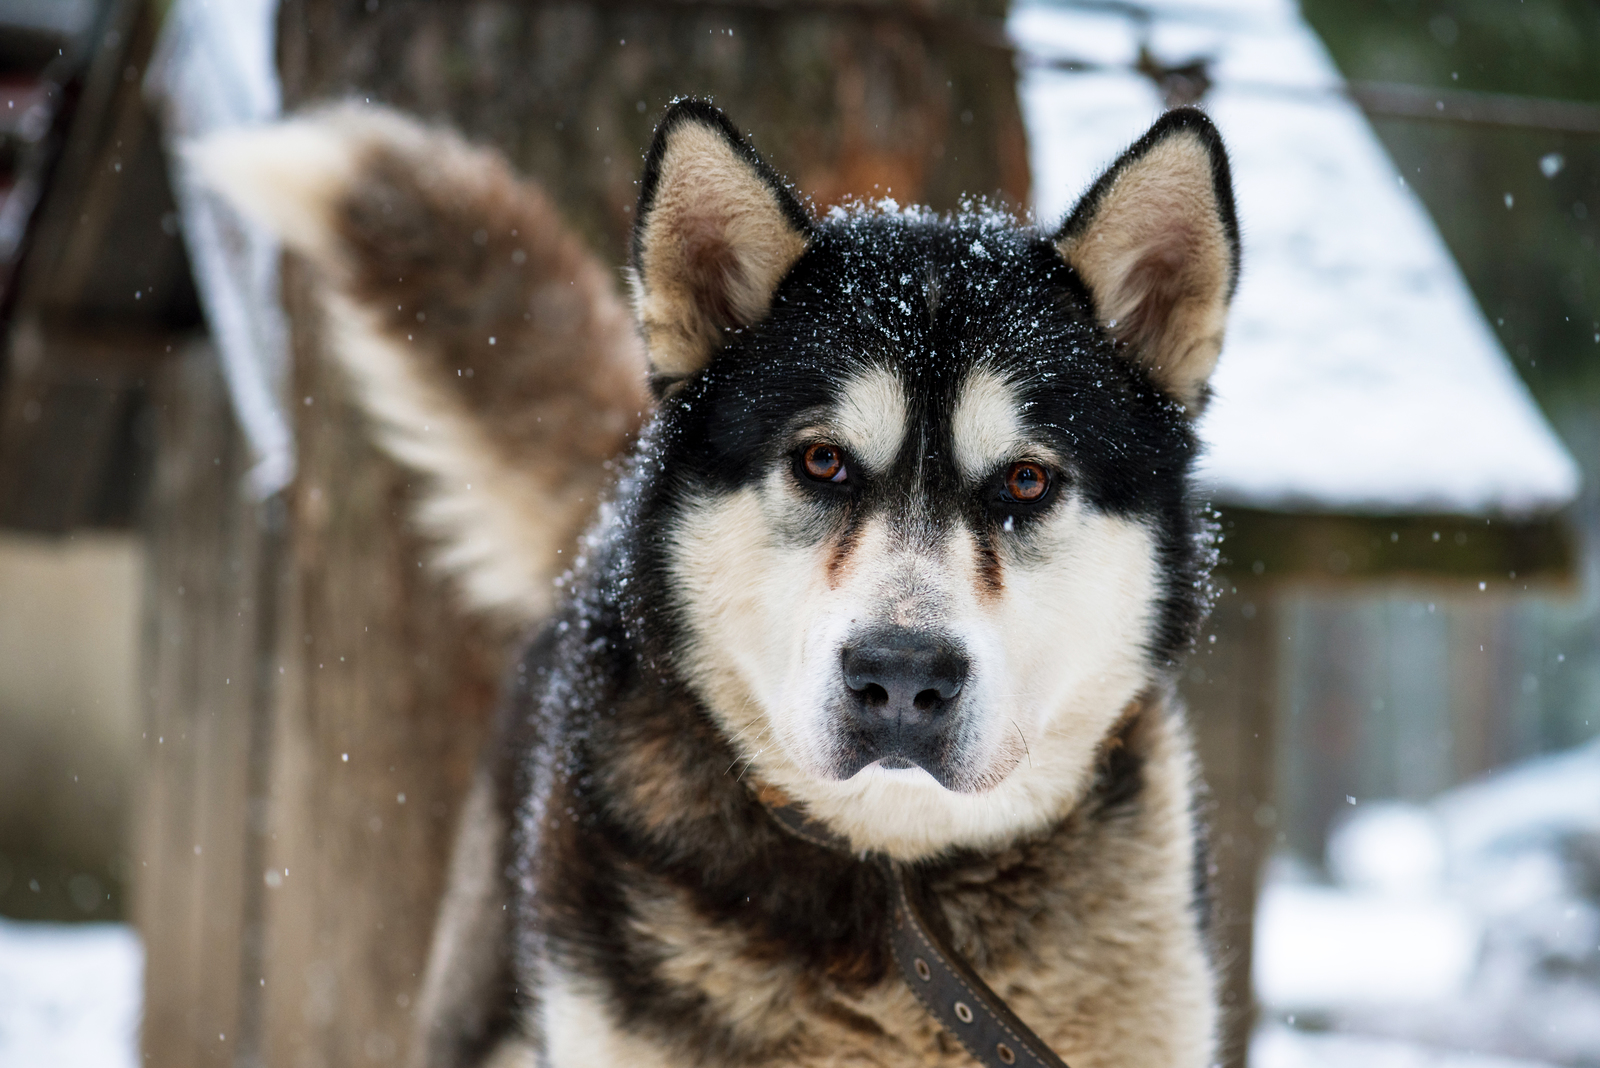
<box><xmin>190</xmin><ymin>105</ymin><xmax>650</xmax><ymax>624</ymax></box>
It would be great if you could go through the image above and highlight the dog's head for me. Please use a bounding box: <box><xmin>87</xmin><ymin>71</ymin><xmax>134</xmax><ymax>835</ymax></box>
<box><xmin>627</xmin><ymin>100</ymin><xmax>1238</xmax><ymax>856</ymax></box>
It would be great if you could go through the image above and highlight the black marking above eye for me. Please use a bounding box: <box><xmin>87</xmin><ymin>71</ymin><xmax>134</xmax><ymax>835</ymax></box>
<box><xmin>799</xmin><ymin>441</ymin><xmax>849</xmax><ymax>483</ymax></box>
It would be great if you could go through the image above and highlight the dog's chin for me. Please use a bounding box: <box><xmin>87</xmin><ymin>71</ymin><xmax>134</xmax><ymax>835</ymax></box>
<box><xmin>852</xmin><ymin>755</ymin><xmax>941</xmax><ymax>787</ymax></box>
<box><xmin>831</xmin><ymin>747</ymin><xmax>970</xmax><ymax>792</ymax></box>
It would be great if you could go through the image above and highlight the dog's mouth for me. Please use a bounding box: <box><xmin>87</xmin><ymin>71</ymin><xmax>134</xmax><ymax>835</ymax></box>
<box><xmin>824</xmin><ymin>717</ymin><xmax>1020</xmax><ymax>794</ymax></box>
<box><xmin>831</xmin><ymin>732</ymin><xmax>963</xmax><ymax>790</ymax></box>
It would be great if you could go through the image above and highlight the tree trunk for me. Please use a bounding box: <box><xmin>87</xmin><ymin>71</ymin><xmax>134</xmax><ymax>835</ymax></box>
<box><xmin>277</xmin><ymin>0</ymin><xmax>1030</xmax><ymax>261</ymax></box>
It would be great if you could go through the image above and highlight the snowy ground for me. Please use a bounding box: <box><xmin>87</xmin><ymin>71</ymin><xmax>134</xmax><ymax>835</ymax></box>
<box><xmin>1254</xmin><ymin>738</ymin><xmax>1600</xmax><ymax>1068</ymax></box>
<box><xmin>0</xmin><ymin>918</ymin><xmax>141</xmax><ymax>1068</ymax></box>
<box><xmin>1252</xmin><ymin>1026</ymin><xmax>1564</xmax><ymax>1068</ymax></box>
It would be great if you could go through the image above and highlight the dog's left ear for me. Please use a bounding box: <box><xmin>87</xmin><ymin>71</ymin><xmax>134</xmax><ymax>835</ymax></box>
<box><xmin>631</xmin><ymin>99</ymin><xmax>811</xmax><ymax>385</ymax></box>
<box><xmin>1056</xmin><ymin>108</ymin><xmax>1239</xmax><ymax>414</ymax></box>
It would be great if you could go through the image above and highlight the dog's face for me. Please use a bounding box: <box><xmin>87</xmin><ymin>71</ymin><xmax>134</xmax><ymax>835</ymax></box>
<box><xmin>628</xmin><ymin>102</ymin><xmax>1238</xmax><ymax>853</ymax></box>
<box><xmin>659</xmin><ymin>220</ymin><xmax>1196</xmax><ymax>796</ymax></box>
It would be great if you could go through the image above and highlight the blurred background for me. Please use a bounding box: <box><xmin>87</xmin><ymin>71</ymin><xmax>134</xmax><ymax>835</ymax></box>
<box><xmin>0</xmin><ymin>0</ymin><xmax>1595</xmax><ymax>1066</ymax></box>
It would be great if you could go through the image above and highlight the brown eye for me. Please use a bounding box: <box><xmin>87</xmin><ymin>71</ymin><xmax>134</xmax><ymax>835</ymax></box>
<box><xmin>1004</xmin><ymin>462</ymin><xmax>1049</xmax><ymax>503</ymax></box>
<box><xmin>802</xmin><ymin>442</ymin><xmax>847</xmax><ymax>483</ymax></box>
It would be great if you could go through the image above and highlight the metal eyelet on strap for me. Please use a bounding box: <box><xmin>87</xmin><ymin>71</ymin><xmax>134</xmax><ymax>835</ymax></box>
<box><xmin>914</xmin><ymin>957</ymin><xmax>931</xmax><ymax>981</ymax></box>
<box><xmin>997</xmin><ymin>1042</ymin><xmax>1016</xmax><ymax>1064</ymax></box>
<box><xmin>954</xmin><ymin>1001</ymin><xmax>974</xmax><ymax>1024</ymax></box>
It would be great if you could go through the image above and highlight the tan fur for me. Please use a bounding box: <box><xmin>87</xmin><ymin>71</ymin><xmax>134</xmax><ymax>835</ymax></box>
<box><xmin>190</xmin><ymin>105</ymin><xmax>650</xmax><ymax>623</ymax></box>
<box><xmin>831</xmin><ymin>366</ymin><xmax>909</xmax><ymax>475</ymax></box>
<box><xmin>631</xmin><ymin>121</ymin><xmax>809</xmax><ymax>379</ymax></box>
<box><xmin>540</xmin><ymin>970</ymin><xmax>681</xmax><ymax>1068</ymax></box>
<box><xmin>1056</xmin><ymin>133</ymin><xmax>1231</xmax><ymax>414</ymax></box>
<box><xmin>950</xmin><ymin>367</ymin><xmax>1025</xmax><ymax>481</ymax></box>
<box><xmin>548</xmin><ymin>694</ymin><xmax>1214</xmax><ymax>1068</ymax></box>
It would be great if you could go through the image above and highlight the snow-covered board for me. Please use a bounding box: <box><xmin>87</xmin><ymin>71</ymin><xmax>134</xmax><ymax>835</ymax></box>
<box><xmin>1011</xmin><ymin>0</ymin><xmax>1580</xmax><ymax>518</ymax></box>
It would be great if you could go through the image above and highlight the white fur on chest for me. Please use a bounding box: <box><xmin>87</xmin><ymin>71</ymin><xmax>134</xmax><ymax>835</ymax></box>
<box><xmin>538</xmin><ymin>968</ymin><xmax>682</xmax><ymax>1068</ymax></box>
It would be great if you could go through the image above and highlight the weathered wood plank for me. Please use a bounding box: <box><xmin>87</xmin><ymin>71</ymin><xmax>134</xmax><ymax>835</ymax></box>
<box><xmin>0</xmin><ymin>320</ymin><xmax>169</xmax><ymax>532</ymax></box>
<box><xmin>13</xmin><ymin>0</ymin><xmax>195</xmax><ymax>326</ymax></box>
<box><xmin>0</xmin><ymin>0</ymin><xmax>199</xmax><ymax>533</ymax></box>
<box><xmin>1214</xmin><ymin>505</ymin><xmax>1575</xmax><ymax>586</ymax></box>
<box><xmin>1182</xmin><ymin>586</ymin><xmax>1280</xmax><ymax>1068</ymax></box>
<box><xmin>132</xmin><ymin>341</ymin><xmax>278</xmax><ymax>1068</ymax></box>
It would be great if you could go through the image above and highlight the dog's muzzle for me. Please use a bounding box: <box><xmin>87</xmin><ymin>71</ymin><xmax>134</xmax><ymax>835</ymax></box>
<box><xmin>837</xmin><ymin>626</ymin><xmax>969</xmax><ymax>780</ymax></box>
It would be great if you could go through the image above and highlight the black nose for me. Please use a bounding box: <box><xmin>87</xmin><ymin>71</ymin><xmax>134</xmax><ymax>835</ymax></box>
<box><xmin>841</xmin><ymin>628</ymin><xmax>969</xmax><ymax>726</ymax></box>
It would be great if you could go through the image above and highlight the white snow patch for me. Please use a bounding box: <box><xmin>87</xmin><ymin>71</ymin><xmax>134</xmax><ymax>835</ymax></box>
<box><xmin>1253</xmin><ymin>739</ymin><xmax>1600</xmax><ymax>1064</ymax></box>
<box><xmin>0</xmin><ymin>918</ymin><xmax>142</xmax><ymax>1068</ymax></box>
<box><xmin>1012</xmin><ymin>0</ymin><xmax>1580</xmax><ymax>516</ymax></box>
<box><xmin>1326</xmin><ymin>801</ymin><xmax>1449</xmax><ymax>897</ymax></box>
<box><xmin>1254</xmin><ymin>880</ymin><xmax>1479</xmax><ymax>1009</ymax></box>
<box><xmin>1253</xmin><ymin>1025</ymin><xmax>1562</xmax><ymax>1068</ymax></box>
<box><xmin>146</xmin><ymin>0</ymin><xmax>293</xmax><ymax>497</ymax></box>
<box><xmin>1434</xmin><ymin>734</ymin><xmax>1600</xmax><ymax>862</ymax></box>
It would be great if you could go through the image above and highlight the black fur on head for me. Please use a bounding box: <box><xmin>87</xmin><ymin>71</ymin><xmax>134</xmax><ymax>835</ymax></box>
<box><xmin>615</xmin><ymin>104</ymin><xmax>1237</xmax><ymax>687</ymax></box>
<box><xmin>619</xmin><ymin>201</ymin><xmax>1214</xmax><ymax>677</ymax></box>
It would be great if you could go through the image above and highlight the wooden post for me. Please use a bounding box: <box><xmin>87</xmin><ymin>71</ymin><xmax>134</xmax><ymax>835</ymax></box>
<box><xmin>276</xmin><ymin>0</ymin><xmax>1030</xmax><ymax>259</ymax></box>
<box><xmin>1183</xmin><ymin>583</ymin><xmax>1280</xmax><ymax>1068</ymax></box>
<box><xmin>133</xmin><ymin>341</ymin><xmax>281</xmax><ymax>1068</ymax></box>
<box><xmin>255</xmin><ymin>262</ymin><xmax>506</xmax><ymax>1068</ymax></box>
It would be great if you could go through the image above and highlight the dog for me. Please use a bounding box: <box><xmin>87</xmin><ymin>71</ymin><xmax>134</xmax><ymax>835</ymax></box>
<box><xmin>197</xmin><ymin>95</ymin><xmax>1239</xmax><ymax>1068</ymax></box>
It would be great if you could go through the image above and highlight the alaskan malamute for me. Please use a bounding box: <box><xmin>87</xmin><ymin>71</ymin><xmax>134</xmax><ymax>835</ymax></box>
<box><xmin>199</xmin><ymin>95</ymin><xmax>1238</xmax><ymax>1068</ymax></box>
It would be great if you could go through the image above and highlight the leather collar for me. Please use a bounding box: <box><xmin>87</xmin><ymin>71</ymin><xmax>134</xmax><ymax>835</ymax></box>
<box><xmin>761</xmin><ymin>796</ymin><xmax>1073</xmax><ymax>1068</ymax></box>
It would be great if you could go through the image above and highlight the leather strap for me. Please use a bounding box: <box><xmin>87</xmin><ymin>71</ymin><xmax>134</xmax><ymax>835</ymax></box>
<box><xmin>764</xmin><ymin>800</ymin><xmax>1071</xmax><ymax>1068</ymax></box>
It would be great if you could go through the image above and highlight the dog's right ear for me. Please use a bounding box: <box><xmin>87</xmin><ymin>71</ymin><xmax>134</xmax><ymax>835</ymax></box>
<box><xmin>631</xmin><ymin>100</ymin><xmax>811</xmax><ymax>387</ymax></box>
<box><xmin>1055</xmin><ymin>108</ymin><xmax>1239</xmax><ymax>415</ymax></box>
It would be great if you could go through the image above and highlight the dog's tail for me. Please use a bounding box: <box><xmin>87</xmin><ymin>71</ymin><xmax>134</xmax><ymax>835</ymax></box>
<box><xmin>189</xmin><ymin>105</ymin><xmax>650</xmax><ymax>625</ymax></box>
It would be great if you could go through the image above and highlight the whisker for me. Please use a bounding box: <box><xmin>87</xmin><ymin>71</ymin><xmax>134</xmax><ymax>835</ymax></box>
<box><xmin>1010</xmin><ymin>718</ymin><xmax>1033</xmax><ymax>769</ymax></box>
